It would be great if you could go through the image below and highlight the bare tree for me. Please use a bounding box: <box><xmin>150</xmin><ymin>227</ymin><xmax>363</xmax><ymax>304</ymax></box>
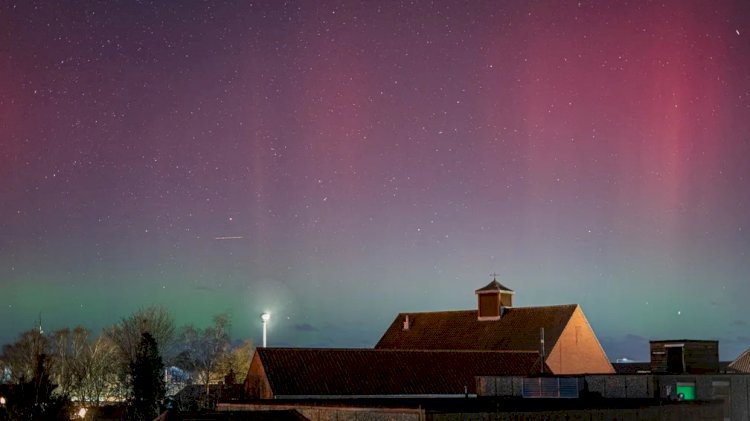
<box><xmin>48</xmin><ymin>326</ymin><xmax>90</xmax><ymax>397</ymax></box>
<box><xmin>177</xmin><ymin>314</ymin><xmax>231</xmax><ymax>407</ymax></box>
<box><xmin>81</xmin><ymin>333</ymin><xmax>119</xmax><ymax>404</ymax></box>
<box><xmin>107</xmin><ymin>306</ymin><xmax>176</xmax><ymax>367</ymax></box>
<box><xmin>105</xmin><ymin>306</ymin><xmax>175</xmax><ymax>400</ymax></box>
<box><xmin>1</xmin><ymin>327</ymin><xmax>49</xmax><ymax>383</ymax></box>
<box><xmin>32</xmin><ymin>326</ymin><xmax>121</xmax><ymax>405</ymax></box>
<box><xmin>57</xmin><ymin>329</ymin><xmax>119</xmax><ymax>405</ymax></box>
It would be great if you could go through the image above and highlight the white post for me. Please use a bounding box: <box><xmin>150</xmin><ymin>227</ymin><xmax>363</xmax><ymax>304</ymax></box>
<box><xmin>262</xmin><ymin>320</ymin><xmax>267</xmax><ymax>347</ymax></box>
<box><xmin>261</xmin><ymin>313</ymin><xmax>270</xmax><ymax>347</ymax></box>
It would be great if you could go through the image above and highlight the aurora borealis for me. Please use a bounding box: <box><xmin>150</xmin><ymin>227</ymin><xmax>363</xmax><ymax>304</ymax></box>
<box><xmin>1</xmin><ymin>0</ymin><xmax>749</xmax><ymax>361</ymax></box>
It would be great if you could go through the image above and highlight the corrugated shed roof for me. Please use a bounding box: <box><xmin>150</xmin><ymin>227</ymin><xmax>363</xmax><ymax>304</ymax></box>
<box><xmin>256</xmin><ymin>348</ymin><xmax>544</xmax><ymax>396</ymax></box>
<box><xmin>729</xmin><ymin>347</ymin><xmax>750</xmax><ymax>373</ymax></box>
<box><xmin>375</xmin><ymin>305</ymin><xmax>577</xmax><ymax>352</ymax></box>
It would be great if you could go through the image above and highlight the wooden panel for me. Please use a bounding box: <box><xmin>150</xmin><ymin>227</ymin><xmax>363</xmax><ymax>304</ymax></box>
<box><xmin>478</xmin><ymin>294</ymin><xmax>499</xmax><ymax>318</ymax></box>
<box><xmin>500</xmin><ymin>293</ymin><xmax>513</xmax><ymax>307</ymax></box>
<box><xmin>650</xmin><ymin>341</ymin><xmax>719</xmax><ymax>374</ymax></box>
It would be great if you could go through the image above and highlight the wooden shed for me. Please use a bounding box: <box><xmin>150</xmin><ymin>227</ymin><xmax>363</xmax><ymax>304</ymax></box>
<box><xmin>649</xmin><ymin>340</ymin><xmax>719</xmax><ymax>374</ymax></box>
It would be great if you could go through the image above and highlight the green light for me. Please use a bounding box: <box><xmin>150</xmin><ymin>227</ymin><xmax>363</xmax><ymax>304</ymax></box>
<box><xmin>676</xmin><ymin>384</ymin><xmax>695</xmax><ymax>401</ymax></box>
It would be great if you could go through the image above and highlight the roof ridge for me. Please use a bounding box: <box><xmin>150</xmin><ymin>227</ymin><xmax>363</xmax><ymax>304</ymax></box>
<box><xmin>397</xmin><ymin>309</ymin><xmax>476</xmax><ymax>315</ymax></box>
<box><xmin>259</xmin><ymin>347</ymin><xmax>540</xmax><ymax>354</ymax></box>
<box><xmin>397</xmin><ymin>304</ymin><xmax>578</xmax><ymax>315</ymax></box>
<box><xmin>508</xmin><ymin>303</ymin><xmax>579</xmax><ymax>309</ymax></box>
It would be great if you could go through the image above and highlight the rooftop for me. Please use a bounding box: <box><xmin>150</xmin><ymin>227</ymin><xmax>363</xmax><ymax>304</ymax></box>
<box><xmin>376</xmin><ymin>305</ymin><xmax>578</xmax><ymax>352</ymax></box>
<box><xmin>475</xmin><ymin>279</ymin><xmax>514</xmax><ymax>293</ymax></box>
<box><xmin>254</xmin><ymin>348</ymin><xmax>546</xmax><ymax>397</ymax></box>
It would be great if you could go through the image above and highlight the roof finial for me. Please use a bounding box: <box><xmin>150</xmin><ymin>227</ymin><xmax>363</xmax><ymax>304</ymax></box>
<box><xmin>490</xmin><ymin>273</ymin><xmax>500</xmax><ymax>281</ymax></box>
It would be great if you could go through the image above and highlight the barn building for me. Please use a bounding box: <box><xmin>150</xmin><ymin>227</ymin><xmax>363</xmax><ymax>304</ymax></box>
<box><xmin>376</xmin><ymin>278</ymin><xmax>614</xmax><ymax>374</ymax></box>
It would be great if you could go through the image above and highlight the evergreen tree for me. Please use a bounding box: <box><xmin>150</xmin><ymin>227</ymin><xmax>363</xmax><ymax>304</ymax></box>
<box><xmin>128</xmin><ymin>332</ymin><xmax>165</xmax><ymax>421</ymax></box>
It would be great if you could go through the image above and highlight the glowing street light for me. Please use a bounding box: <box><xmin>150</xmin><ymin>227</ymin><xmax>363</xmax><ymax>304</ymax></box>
<box><xmin>261</xmin><ymin>312</ymin><xmax>270</xmax><ymax>347</ymax></box>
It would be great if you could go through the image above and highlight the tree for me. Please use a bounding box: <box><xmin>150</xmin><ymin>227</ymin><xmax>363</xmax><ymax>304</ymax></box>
<box><xmin>76</xmin><ymin>333</ymin><xmax>119</xmax><ymax>405</ymax></box>
<box><xmin>1</xmin><ymin>328</ymin><xmax>49</xmax><ymax>384</ymax></box>
<box><xmin>45</xmin><ymin>327</ymin><xmax>121</xmax><ymax>405</ymax></box>
<box><xmin>108</xmin><ymin>306</ymin><xmax>176</xmax><ymax>367</ymax></box>
<box><xmin>216</xmin><ymin>340</ymin><xmax>254</xmax><ymax>385</ymax></box>
<box><xmin>107</xmin><ymin>306</ymin><xmax>175</xmax><ymax>399</ymax></box>
<box><xmin>176</xmin><ymin>314</ymin><xmax>231</xmax><ymax>408</ymax></box>
<box><xmin>48</xmin><ymin>326</ymin><xmax>88</xmax><ymax>397</ymax></box>
<box><xmin>128</xmin><ymin>332</ymin><xmax>165</xmax><ymax>421</ymax></box>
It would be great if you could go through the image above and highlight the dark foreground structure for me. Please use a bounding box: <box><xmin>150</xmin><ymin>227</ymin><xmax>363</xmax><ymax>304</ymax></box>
<box><xmin>216</xmin><ymin>396</ymin><xmax>723</xmax><ymax>420</ymax></box>
<box><xmin>164</xmin><ymin>282</ymin><xmax>740</xmax><ymax>420</ymax></box>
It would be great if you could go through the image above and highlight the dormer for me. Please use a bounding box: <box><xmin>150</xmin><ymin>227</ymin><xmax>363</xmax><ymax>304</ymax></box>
<box><xmin>475</xmin><ymin>278</ymin><xmax>514</xmax><ymax>321</ymax></box>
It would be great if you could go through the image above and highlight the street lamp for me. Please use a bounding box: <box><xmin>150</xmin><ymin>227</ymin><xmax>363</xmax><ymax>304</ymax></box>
<box><xmin>261</xmin><ymin>312</ymin><xmax>270</xmax><ymax>347</ymax></box>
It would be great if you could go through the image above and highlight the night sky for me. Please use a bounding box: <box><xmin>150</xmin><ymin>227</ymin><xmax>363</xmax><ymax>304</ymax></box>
<box><xmin>2</xmin><ymin>0</ymin><xmax>749</xmax><ymax>361</ymax></box>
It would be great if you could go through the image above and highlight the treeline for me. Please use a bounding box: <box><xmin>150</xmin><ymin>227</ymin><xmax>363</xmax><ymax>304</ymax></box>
<box><xmin>0</xmin><ymin>306</ymin><xmax>253</xmax><ymax>420</ymax></box>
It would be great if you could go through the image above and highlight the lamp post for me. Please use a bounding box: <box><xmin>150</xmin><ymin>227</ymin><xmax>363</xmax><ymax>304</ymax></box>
<box><xmin>261</xmin><ymin>312</ymin><xmax>270</xmax><ymax>347</ymax></box>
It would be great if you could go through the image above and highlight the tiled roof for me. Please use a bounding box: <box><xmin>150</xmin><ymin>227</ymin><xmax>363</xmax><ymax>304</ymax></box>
<box><xmin>256</xmin><ymin>348</ymin><xmax>545</xmax><ymax>396</ymax></box>
<box><xmin>375</xmin><ymin>305</ymin><xmax>577</xmax><ymax>352</ymax></box>
<box><xmin>729</xmin><ymin>347</ymin><xmax>750</xmax><ymax>373</ymax></box>
<box><xmin>475</xmin><ymin>279</ymin><xmax>514</xmax><ymax>293</ymax></box>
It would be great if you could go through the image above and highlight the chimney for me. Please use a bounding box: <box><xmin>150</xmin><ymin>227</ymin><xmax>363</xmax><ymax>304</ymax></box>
<box><xmin>402</xmin><ymin>314</ymin><xmax>410</xmax><ymax>330</ymax></box>
<box><xmin>475</xmin><ymin>275</ymin><xmax>514</xmax><ymax>321</ymax></box>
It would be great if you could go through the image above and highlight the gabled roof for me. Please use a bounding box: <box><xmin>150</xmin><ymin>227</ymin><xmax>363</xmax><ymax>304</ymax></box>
<box><xmin>729</xmin><ymin>347</ymin><xmax>750</xmax><ymax>373</ymax></box>
<box><xmin>254</xmin><ymin>348</ymin><xmax>545</xmax><ymax>397</ymax></box>
<box><xmin>375</xmin><ymin>305</ymin><xmax>578</xmax><ymax>352</ymax></box>
<box><xmin>475</xmin><ymin>279</ymin><xmax>514</xmax><ymax>293</ymax></box>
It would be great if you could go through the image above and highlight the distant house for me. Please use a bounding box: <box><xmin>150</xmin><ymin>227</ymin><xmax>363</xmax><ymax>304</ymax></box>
<box><xmin>171</xmin><ymin>384</ymin><xmax>244</xmax><ymax>410</ymax></box>
<box><xmin>244</xmin><ymin>348</ymin><xmax>546</xmax><ymax>399</ymax></box>
<box><xmin>376</xmin><ymin>279</ymin><xmax>614</xmax><ymax>374</ymax></box>
<box><xmin>728</xmin><ymin>345</ymin><xmax>750</xmax><ymax>373</ymax></box>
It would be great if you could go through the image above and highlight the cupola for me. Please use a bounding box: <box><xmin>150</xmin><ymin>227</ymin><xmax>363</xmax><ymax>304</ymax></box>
<box><xmin>475</xmin><ymin>276</ymin><xmax>514</xmax><ymax>321</ymax></box>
